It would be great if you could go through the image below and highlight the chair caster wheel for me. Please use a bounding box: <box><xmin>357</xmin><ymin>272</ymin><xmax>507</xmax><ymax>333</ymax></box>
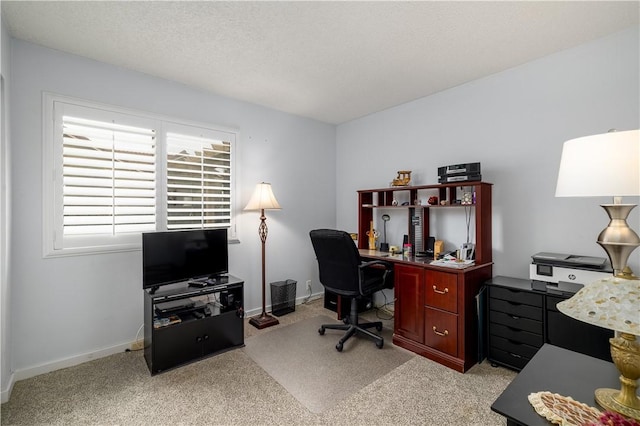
<box><xmin>336</xmin><ymin>343</ymin><xmax>343</xmax><ymax>352</ymax></box>
<box><xmin>318</xmin><ymin>327</ymin><xmax>325</xmax><ymax>335</ymax></box>
<box><xmin>376</xmin><ymin>324</ymin><xmax>383</xmax><ymax>331</ymax></box>
<box><xmin>376</xmin><ymin>340</ymin><xmax>384</xmax><ymax>349</ymax></box>
<box><xmin>342</xmin><ymin>317</ymin><xmax>349</xmax><ymax>324</ymax></box>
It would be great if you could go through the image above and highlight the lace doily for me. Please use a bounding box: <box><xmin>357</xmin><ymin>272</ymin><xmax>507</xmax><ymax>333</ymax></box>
<box><xmin>528</xmin><ymin>391</ymin><xmax>601</xmax><ymax>426</ymax></box>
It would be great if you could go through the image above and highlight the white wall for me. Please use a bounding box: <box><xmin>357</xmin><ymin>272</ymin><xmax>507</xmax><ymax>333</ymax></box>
<box><xmin>7</xmin><ymin>39</ymin><xmax>335</xmax><ymax>380</ymax></box>
<box><xmin>336</xmin><ymin>26</ymin><xmax>640</xmax><ymax>279</ymax></box>
<box><xmin>1</xmin><ymin>11</ymin><xmax>14</xmax><ymax>402</ymax></box>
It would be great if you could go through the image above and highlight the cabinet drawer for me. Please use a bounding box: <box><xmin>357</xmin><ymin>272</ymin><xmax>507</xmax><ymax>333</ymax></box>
<box><xmin>490</xmin><ymin>311</ymin><xmax>543</xmax><ymax>335</ymax></box>
<box><xmin>489</xmin><ymin>298</ymin><xmax>542</xmax><ymax>321</ymax></box>
<box><xmin>489</xmin><ymin>323</ymin><xmax>544</xmax><ymax>348</ymax></box>
<box><xmin>425</xmin><ymin>271</ymin><xmax>458</xmax><ymax>313</ymax></box>
<box><xmin>489</xmin><ymin>346</ymin><xmax>531</xmax><ymax>371</ymax></box>
<box><xmin>424</xmin><ymin>307</ymin><xmax>458</xmax><ymax>357</ymax></box>
<box><xmin>490</xmin><ymin>286</ymin><xmax>543</xmax><ymax>307</ymax></box>
<box><xmin>490</xmin><ymin>335</ymin><xmax>539</xmax><ymax>360</ymax></box>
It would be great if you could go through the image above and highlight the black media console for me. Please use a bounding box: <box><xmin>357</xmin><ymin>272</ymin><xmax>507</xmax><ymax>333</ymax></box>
<box><xmin>143</xmin><ymin>275</ymin><xmax>244</xmax><ymax>374</ymax></box>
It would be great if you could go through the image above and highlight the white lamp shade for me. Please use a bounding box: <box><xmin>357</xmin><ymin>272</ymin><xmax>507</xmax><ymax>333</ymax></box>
<box><xmin>244</xmin><ymin>182</ymin><xmax>281</xmax><ymax>211</ymax></box>
<box><xmin>555</xmin><ymin>129</ymin><xmax>640</xmax><ymax>197</ymax></box>
<box><xmin>556</xmin><ymin>276</ymin><xmax>640</xmax><ymax>336</ymax></box>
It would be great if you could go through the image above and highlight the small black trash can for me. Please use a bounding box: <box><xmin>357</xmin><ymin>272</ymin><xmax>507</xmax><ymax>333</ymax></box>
<box><xmin>270</xmin><ymin>279</ymin><xmax>297</xmax><ymax>316</ymax></box>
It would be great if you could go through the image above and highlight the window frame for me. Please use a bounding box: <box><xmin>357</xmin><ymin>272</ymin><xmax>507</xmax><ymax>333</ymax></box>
<box><xmin>42</xmin><ymin>93</ymin><xmax>239</xmax><ymax>258</ymax></box>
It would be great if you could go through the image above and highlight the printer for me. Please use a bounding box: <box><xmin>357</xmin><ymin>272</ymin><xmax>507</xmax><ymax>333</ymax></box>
<box><xmin>528</xmin><ymin>252</ymin><xmax>614</xmax><ymax>362</ymax></box>
<box><xmin>530</xmin><ymin>252</ymin><xmax>612</xmax><ymax>291</ymax></box>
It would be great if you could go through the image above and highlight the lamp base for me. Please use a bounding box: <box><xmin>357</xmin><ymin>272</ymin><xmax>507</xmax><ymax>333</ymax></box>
<box><xmin>595</xmin><ymin>333</ymin><xmax>640</xmax><ymax>421</ymax></box>
<box><xmin>595</xmin><ymin>388</ymin><xmax>640</xmax><ymax>421</ymax></box>
<box><xmin>249</xmin><ymin>313</ymin><xmax>280</xmax><ymax>329</ymax></box>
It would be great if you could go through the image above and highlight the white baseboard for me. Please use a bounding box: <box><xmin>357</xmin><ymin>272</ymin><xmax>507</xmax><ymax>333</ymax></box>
<box><xmin>1</xmin><ymin>371</ymin><xmax>15</xmax><ymax>403</ymax></box>
<box><xmin>5</xmin><ymin>341</ymin><xmax>133</xmax><ymax>403</ymax></box>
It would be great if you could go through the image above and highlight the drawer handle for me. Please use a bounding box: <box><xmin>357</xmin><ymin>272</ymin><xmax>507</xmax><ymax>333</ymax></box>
<box><xmin>432</xmin><ymin>326</ymin><xmax>449</xmax><ymax>337</ymax></box>
<box><xmin>509</xmin><ymin>352</ymin><xmax>522</xmax><ymax>359</ymax></box>
<box><xmin>432</xmin><ymin>285</ymin><xmax>449</xmax><ymax>295</ymax></box>
<box><xmin>509</xmin><ymin>314</ymin><xmax>521</xmax><ymax>320</ymax></box>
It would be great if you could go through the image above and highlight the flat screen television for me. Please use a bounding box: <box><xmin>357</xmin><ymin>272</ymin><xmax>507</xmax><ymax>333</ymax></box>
<box><xmin>142</xmin><ymin>228</ymin><xmax>228</xmax><ymax>290</ymax></box>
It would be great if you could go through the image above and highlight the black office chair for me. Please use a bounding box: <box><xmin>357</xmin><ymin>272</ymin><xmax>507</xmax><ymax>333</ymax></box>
<box><xmin>309</xmin><ymin>229</ymin><xmax>394</xmax><ymax>351</ymax></box>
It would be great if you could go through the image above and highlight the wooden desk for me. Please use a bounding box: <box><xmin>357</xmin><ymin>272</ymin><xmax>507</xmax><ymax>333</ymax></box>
<box><xmin>359</xmin><ymin>248</ymin><xmax>492</xmax><ymax>373</ymax></box>
<box><xmin>491</xmin><ymin>344</ymin><xmax>619</xmax><ymax>426</ymax></box>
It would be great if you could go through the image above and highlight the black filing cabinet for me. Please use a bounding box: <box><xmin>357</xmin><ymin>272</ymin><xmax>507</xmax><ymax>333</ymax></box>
<box><xmin>487</xmin><ymin>277</ymin><xmax>544</xmax><ymax>370</ymax></box>
<box><xmin>486</xmin><ymin>276</ymin><xmax>612</xmax><ymax>371</ymax></box>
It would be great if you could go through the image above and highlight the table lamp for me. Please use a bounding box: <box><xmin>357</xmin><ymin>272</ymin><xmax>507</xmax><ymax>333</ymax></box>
<box><xmin>555</xmin><ymin>129</ymin><xmax>640</xmax><ymax>278</ymax></box>
<box><xmin>556</xmin><ymin>277</ymin><xmax>640</xmax><ymax>420</ymax></box>
<box><xmin>244</xmin><ymin>182</ymin><xmax>281</xmax><ymax>329</ymax></box>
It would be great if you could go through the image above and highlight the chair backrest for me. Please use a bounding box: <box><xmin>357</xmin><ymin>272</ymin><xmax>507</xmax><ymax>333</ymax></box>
<box><xmin>309</xmin><ymin>229</ymin><xmax>361</xmax><ymax>297</ymax></box>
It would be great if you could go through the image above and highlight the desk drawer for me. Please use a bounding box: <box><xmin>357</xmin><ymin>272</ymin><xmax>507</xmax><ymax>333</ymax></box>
<box><xmin>489</xmin><ymin>346</ymin><xmax>531</xmax><ymax>371</ymax></box>
<box><xmin>424</xmin><ymin>307</ymin><xmax>458</xmax><ymax>357</ymax></box>
<box><xmin>490</xmin><ymin>286</ymin><xmax>543</xmax><ymax>307</ymax></box>
<box><xmin>490</xmin><ymin>311</ymin><xmax>543</xmax><ymax>335</ymax></box>
<box><xmin>489</xmin><ymin>323</ymin><xmax>544</xmax><ymax>348</ymax></box>
<box><xmin>489</xmin><ymin>298</ymin><xmax>542</xmax><ymax>321</ymax></box>
<box><xmin>490</xmin><ymin>335</ymin><xmax>539</xmax><ymax>360</ymax></box>
<box><xmin>425</xmin><ymin>271</ymin><xmax>458</xmax><ymax>313</ymax></box>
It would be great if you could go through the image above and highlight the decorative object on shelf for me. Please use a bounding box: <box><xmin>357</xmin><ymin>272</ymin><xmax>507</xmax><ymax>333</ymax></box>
<box><xmin>366</xmin><ymin>220</ymin><xmax>379</xmax><ymax>250</ymax></box>
<box><xmin>555</xmin><ymin>129</ymin><xmax>640</xmax><ymax>279</ymax></box>
<box><xmin>428</xmin><ymin>196</ymin><xmax>438</xmax><ymax>205</ymax></box>
<box><xmin>244</xmin><ymin>182</ymin><xmax>281</xmax><ymax>329</ymax></box>
<box><xmin>557</xmin><ymin>276</ymin><xmax>640</xmax><ymax>420</ymax></box>
<box><xmin>528</xmin><ymin>391</ymin><xmax>602</xmax><ymax>425</ymax></box>
<box><xmin>462</xmin><ymin>191</ymin><xmax>473</xmax><ymax>205</ymax></box>
<box><xmin>380</xmin><ymin>214</ymin><xmax>390</xmax><ymax>252</ymax></box>
<box><xmin>392</xmin><ymin>198</ymin><xmax>399</xmax><ymax>206</ymax></box>
<box><xmin>391</xmin><ymin>170</ymin><xmax>412</xmax><ymax>186</ymax></box>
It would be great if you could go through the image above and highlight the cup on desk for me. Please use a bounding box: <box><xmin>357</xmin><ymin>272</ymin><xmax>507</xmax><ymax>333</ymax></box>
<box><xmin>389</xmin><ymin>245</ymin><xmax>399</xmax><ymax>255</ymax></box>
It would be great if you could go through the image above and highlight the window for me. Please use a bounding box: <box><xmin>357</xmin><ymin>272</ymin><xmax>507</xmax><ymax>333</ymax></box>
<box><xmin>43</xmin><ymin>94</ymin><xmax>237</xmax><ymax>257</ymax></box>
<box><xmin>165</xmin><ymin>124</ymin><xmax>233</xmax><ymax>230</ymax></box>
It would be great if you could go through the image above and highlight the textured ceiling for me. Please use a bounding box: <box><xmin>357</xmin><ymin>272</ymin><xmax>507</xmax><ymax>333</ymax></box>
<box><xmin>2</xmin><ymin>1</ymin><xmax>638</xmax><ymax>124</ymax></box>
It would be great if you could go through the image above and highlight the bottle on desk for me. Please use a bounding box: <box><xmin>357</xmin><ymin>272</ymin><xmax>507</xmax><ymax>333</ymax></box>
<box><xmin>403</xmin><ymin>243</ymin><xmax>412</xmax><ymax>258</ymax></box>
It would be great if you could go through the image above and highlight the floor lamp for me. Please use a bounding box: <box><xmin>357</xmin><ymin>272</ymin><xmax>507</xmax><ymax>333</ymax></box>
<box><xmin>245</xmin><ymin>182</ymin><xmax>281</xmax><ymax>329</ymax></box>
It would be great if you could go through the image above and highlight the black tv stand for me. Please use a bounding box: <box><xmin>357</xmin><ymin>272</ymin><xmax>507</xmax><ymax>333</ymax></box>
<box><xmin>143</xmin><ymin>275</ymin><xmax>244</xmax><ymax>374</ymax></box>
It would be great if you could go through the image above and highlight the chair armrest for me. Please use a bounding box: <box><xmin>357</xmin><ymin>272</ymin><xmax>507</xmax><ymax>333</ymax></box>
<box><xmin>359</xmin><ymin>260</ymin><xmax>393</xmax><ymax>270</ymax></box>
<box><xmin>358</xmin><ymin>260</ymin><xmax>394</xmax><ymax>296</ymax></box>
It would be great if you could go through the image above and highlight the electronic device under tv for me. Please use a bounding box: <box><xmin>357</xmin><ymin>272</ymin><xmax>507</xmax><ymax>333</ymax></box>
<box><xmin>142</xmin><ymin>228</ymin><xmax>228</xmax><ymax>291</ymax></box>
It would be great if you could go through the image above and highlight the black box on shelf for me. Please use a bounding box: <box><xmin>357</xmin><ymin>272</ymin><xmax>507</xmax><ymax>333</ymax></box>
<box><xmin>437</xmin><ymin>162</ymin><xmax>481</xmax><ymax>183</ymax></box>
<box><xmin>271</xmin><ymin>279</ymin><xmax>297</xmax><ymax>316</ymax></box>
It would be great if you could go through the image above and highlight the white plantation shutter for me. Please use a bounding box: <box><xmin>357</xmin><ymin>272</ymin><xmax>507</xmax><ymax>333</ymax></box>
<box><xmin>166</xmin><ymin>129</ymin><xmax>232</xmax><ymax>230</ymax></box>
<box><xmin>62</xmin><ymin>116</ymin><xmax>156</xmax><ymax>236</ymax></box>
<box><xmin>44</xmin><ymin>95</ymin><xmax>238</xmax><ymax>257</ymax></box>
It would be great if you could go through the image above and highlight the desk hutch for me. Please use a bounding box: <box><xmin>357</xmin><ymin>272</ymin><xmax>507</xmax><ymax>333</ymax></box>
<box><xmin>357</xmin><ymin>182</ymin><xmax>493</xmax><ymax>372</ymax></box>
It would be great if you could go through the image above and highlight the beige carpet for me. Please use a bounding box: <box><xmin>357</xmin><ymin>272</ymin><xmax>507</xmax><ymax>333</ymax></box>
<box><xmin>1</xmin><ymin>301</ymin><xmax>517</xmax><ymax>425</ymax></box>
<box><xmin>244</xmin><ymin>315</ymin><xmax>413</xmax><ymax>413</ymax></box>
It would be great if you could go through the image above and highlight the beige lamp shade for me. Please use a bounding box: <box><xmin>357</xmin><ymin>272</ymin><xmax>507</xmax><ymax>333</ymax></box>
<box><xmin>555</xmin><ymin>129</ymin><xmax>640</xmax><ymax>198</ymax></box>
<box><xmin>244</xmin><ymin>182</ymin><xmax>281</xmax><ymax>211</ymax></box>
<box><xmin>556</xmin><ymin>276</ymin><xmax>640</xmax><ymax>335</ymax></box>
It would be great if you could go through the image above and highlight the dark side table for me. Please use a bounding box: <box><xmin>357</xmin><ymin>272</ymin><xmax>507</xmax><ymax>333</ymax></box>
<box><xmin>491</xmin><ymin>344</ymin><xmax>619</xmax><ymax>426</ymax></box>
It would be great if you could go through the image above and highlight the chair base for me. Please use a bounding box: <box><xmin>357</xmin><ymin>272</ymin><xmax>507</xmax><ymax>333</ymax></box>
<box><xmin>319</xmin><ymin>298</ymin><xmax>384</xmax><ymax>351</ymax></box>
